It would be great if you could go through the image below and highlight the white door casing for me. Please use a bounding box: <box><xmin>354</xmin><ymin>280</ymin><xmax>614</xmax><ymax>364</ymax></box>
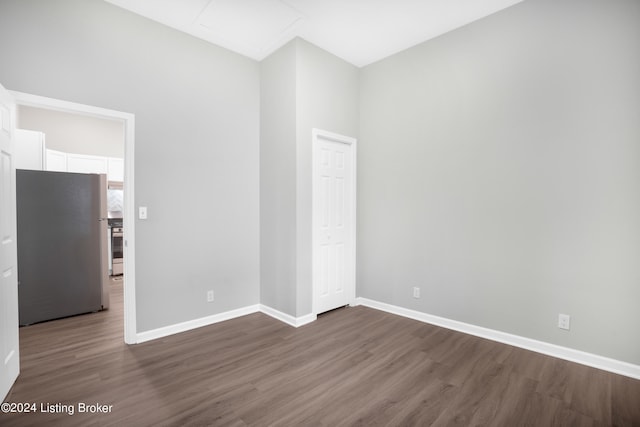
<box><xmin>11</xmin><ymin>91</ymin><xmax>137</xmax><ymax>344</ymax></box>
<box><xmin>0</xmin><ymin>83</ymin><xmax>20</xmax><ymax>402</ymax></box>
<box><xmin>312</xmin><ymin>129</ymin><xmax>356</xmax><ymax>315</ymax></box>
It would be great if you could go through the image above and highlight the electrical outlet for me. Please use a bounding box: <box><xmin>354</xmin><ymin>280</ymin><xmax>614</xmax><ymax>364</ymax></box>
<box><xmin>207</xmin><ymin>290</ymin><xmax>214</xmax><ymax>302</ymax></box>
<box><xmin>412</xmin><ymin>287</ymin><xmax>420</xmax><ymax>299</ymax></box>
<box><xmin>558</xmin><ymin>313</ymin><xmax>570</xmax><ymax>330</ymax></box>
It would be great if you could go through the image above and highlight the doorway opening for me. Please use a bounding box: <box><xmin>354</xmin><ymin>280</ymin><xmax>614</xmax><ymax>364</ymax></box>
<box><xmin>11</xmin><ymin>91</ymin><xmax>137</xmax><ymax>344</ymax></box>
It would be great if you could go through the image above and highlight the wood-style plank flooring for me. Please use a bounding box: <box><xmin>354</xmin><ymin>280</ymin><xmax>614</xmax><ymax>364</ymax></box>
<box><xmin>2</xmin><ymin>280</ymin><xmax>639</xmax><ymax>426</ymax></box>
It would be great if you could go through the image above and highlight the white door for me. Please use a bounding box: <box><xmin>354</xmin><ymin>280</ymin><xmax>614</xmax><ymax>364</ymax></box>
<box><xmin>312</xmin><ymin>129</ymin><xmax>356</xmax><ymax>315</ymax></box>
<box><xmin>0</xmin><ymin>83</ymin><xmax>20</xmax><ymax>402</ymax></box>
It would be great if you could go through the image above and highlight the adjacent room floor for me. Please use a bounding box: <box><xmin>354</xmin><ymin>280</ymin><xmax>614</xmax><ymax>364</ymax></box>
<box><xmin>3</xmin><ymin>280</ymin><xmax>639</xmax><ymax>426</ymax></box>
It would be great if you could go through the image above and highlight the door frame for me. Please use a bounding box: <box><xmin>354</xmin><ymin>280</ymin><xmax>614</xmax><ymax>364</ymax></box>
<box><xmin>311</xmin><ymin>128</ymin><xmax>357</xmax><ymax>315</ymax></box>
<box><xmin>11</xmin><ymin>91</ymin><xmax>137</xmax><ymax>344</ymax></box>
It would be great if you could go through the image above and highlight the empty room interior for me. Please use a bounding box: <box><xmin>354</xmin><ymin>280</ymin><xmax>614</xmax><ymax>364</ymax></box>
<box><xmin>1</xmin><ymin>0</ymin><xmax>639</xmax><ymax>425</ymax></box>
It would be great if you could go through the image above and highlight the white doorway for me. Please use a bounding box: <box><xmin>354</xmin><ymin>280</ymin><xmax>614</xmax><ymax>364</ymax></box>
<box><xmin>312</xmin><ymin>128</ymin><xmax>357</xmax><ymax>315</ymax></box>
<box><xmin>0</xmin><ymin>83</ymin><xmax>20</xmax><ymax>401</ymax></box>
<box><xmin>11</xmin><ymin>91</ymin><xmax>137</xmax><ymax>344</ymax></box>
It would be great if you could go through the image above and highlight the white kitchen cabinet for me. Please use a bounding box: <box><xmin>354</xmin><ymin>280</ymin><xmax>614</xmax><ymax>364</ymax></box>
<box><xmin>44</xmin><ymin>148</ymin><xmax>123</xmax><ymax>180</ymax></box>
<box><xmin>45</xmin><ymin>149</ymin><xmax>68</xmax><ymax>172</ymax></box>
<box><xmin>15</xmin><ymin>129</ymin><xmax>45</xmax><ymax>170</ymax></box>
<box><xmin>67</xmin><ymin>153</ymin><xmax>108</xmax><ymax>175</ymax></box>
<box><xmin>107</xmin><ymin>157</ymin><xmax>124</xmax><ymax>182</ymax></box>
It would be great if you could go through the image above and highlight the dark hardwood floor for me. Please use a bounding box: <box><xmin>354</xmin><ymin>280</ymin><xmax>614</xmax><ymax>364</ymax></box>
<box><xmin>2</xmin><ymin>280</ymin><xmax>639</xmax><ymax>426</ymax></box>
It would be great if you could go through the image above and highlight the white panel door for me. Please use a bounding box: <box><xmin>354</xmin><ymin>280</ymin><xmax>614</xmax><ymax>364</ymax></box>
<box><xmin>0</xmin><ymin>83</ymin><xmax>20</xmax><ymax>402</ymax></box>
<box><xmin>312</xmin><ymin>129</ymin><xmax>356</xmax><ymax>315</ymax></box>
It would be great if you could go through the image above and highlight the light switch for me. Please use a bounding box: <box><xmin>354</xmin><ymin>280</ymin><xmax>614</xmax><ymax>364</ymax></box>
<box><xmin>139</xmin><ymin>206</ymin><xmax>148</xmax><ymax>220</ymax></box>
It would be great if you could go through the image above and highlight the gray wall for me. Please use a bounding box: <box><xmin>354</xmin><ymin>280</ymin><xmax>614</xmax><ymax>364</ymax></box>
<box><xmin>260</xmin><ymin>39</ymin><xmax>359</xmax><ymax>317</ymax></box>
<box><xmin>358</xmin><ymin>0</ymin><xmax>640</xmax><ymax>364</ymax></box>
<box><xmin>295</xmin><ymin>39</ymin><xmax>359</xmax><ymax>316</ymax></box>
<box><xmin>260</xmin><ymin>40</ymin><xmax>297</xmax><ymax>315</ymax></box>
<box><xmin>0</xmin><ymin>0</ymin><xmax>260</xmax><ymax>332</ymax></box>
<box><xmin>18</xmin><ymin>105</ymin><xmax>124</xmax><ymax>158</ymax></box>
<box><xmin>2</xmin><ymin>0</ymin><xmax>637</xmax><ymax>366</ymax></box>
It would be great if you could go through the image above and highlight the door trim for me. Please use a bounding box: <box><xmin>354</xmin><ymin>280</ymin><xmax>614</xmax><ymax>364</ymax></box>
<box><xmin>11</xmin><ymin>91</ymin><xmax>137</xmax><ymax>344</ymax></box>
<box><xmin>311</xmin><ymin>128</ymin><xmax>357</xmax><ymax>315</ymax></box>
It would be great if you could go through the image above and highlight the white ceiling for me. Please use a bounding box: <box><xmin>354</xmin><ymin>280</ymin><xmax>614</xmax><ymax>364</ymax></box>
<box><xmin>104</xmin><ymin>0</ymin><xmax>524</xmax><ymax>67</ymax></box>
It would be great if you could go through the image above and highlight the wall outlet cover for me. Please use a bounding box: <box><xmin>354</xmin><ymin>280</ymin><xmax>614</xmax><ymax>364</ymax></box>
<box><xmin>558</xmin><ymin>313</ymin><xmax>570</xmax><ymax>330</ymax></box>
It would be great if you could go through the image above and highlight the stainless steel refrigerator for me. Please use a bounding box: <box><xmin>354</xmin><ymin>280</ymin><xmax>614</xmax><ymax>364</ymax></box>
<box><xmin>16</xmin><ymin>170</ymin><xmax>110</xmax><ymax>325</ymax></box>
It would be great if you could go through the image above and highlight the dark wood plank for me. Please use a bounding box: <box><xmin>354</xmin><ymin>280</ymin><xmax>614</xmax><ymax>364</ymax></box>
<box><xmin>2</xmin><ymin>279</ymin><xmax>639</xmax><ymax>426</ymax></box>
<box><xmin>612</xmin><ymin>374</ymin><xmax>640</xmax><ymax>427</ymax></box>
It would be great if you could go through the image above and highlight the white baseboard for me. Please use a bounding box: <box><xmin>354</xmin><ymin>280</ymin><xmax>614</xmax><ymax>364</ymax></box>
<box><xmin>134</xmin><ymin>297</ymin><xmax>639</xmax><ymax>380</ymax></box>
<box><xmin>260</xmin><ymin>304</ymin><xmax>317</xmax><ymax>327</ymax></box>
<box><xmin>136</xmin><ymin>305</ymin><xmax>260</xmax><ymax>343</ymax></box>
<box><xmin>355</xmin><ymin>297</ymin><xmax>640</xmax><ymax>380</ymax></box>
<box><xmin>136</xmin><ymin>304</ymin><xmax>318</xmax><ymax>343</ymax></box>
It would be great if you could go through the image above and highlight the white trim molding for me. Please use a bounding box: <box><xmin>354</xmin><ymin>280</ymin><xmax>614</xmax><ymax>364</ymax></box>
<box><xmin>137</xmin><ymin>305</ymin><xmax>317</xmax><ymax>344</ymax></box>
<box><xmin>260</xmin><ymin>305</ymin><xmax>317</xmax><ymax>328</ymax></box>
<box><xmin>355</xmin><ymin>297</ymin><xmax>640</xmax><ymax>380</ymax></box>
<box><xmin>120</xmin><ymin>293</ymin><xmax>640</xmax><ymax>380</ymax></box>
<box><xmin>137</xmin><ymin>305</ymin><xmax>261</xmax><ymax>343</ymax></box>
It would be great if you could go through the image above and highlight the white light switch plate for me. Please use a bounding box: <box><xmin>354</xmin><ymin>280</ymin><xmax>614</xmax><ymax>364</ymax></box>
<box><xmin>139</xmin><ymin>206</ymin><xmax>148</xmax><ymax>220</ymax></box>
